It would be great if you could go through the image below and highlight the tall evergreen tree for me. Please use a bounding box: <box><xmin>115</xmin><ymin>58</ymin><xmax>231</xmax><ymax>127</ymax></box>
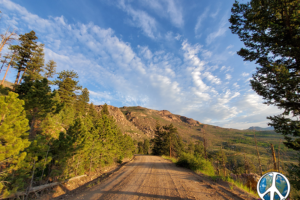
<box><xmin>0</xmin><ymin>92</ymin><xmax>31</xmax><ymax>197</ymax></box>
<box><xmin>23</xmin><ymin>43</ymin><xmax>45</xmax><ymax>82</ymax></box>
<box><xmin>101</xmin><ymin>103</ymin><xmax>110</xmax><ymax>116</ymax></box>
<box><xmin>152</xmin><ymin>123</ymin><xmax>184</xmax><ymax>157</ymax></box>
<box><xmin>75</xmin><ymin>88</ymin><xmax>89</xmax><ymax>115</ymax></box>
<box><xmin>44</xmin><ymin>60</ymin><xmax>57</xmax><ymax>81</ymax></box>
<box><xmin>16</xmin><ymin>77</ymin><xmax>60</xmax><ymax>138</ymax></box>
<box><xmin>9</xmin><ymin>30</ymin><xmax>38</xmax><ymax>85</ymax></box>
<box><xmin>138</xmin><ymin>142</ymin><xmax>144</xmax><ymax>154</ymax></box>
<box><xmin>229</xmin><ymin>0</ymin><xmax>300</xmax><ymax>189</ymax></box>
<box><xmin>143</xmin><ymin>139</ymin><xmax>150</xmax><ymax>155</ymax></box>
<box><xmin>54</xmin><ymin>70</ymin><xmax>82</xmax><ymax>105</ymax></box>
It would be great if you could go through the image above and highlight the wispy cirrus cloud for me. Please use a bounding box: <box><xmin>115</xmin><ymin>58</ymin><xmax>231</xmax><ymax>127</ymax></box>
<box><xmin>195</xmin><ymin>7</ymin><xmax>209</xmax><ymax>38</ymax></box>
<box><xmin>0</xmin><ymin>0</ymin><xmax>282</xmax><ymax>129</ymax></box>
<box><xmin>118</xmin><ymin>0</ymin><xmax>158</xmax><ymax>39</ymax></box>
<box><xmin>206</xmin><ymin>13</ymin><xmax>229</xmax><ymax>44</ymax></box>
<box><xmin>139</xmin><ymin>0</ymin><xmax>184</xmax><ymax>28</ymax></box>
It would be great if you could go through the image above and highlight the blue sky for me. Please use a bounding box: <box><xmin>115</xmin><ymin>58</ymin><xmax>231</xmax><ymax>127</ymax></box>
<box><xmin>0</xmin><ymin>0</ymin><xmax>281</xmax><ymax>129</ymax></box>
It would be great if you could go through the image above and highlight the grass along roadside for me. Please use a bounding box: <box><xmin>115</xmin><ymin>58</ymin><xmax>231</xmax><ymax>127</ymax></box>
<box><xmin>162</xmin><ymin>154</ymin><xmax>259</xmax><ymax>198</ymax></box>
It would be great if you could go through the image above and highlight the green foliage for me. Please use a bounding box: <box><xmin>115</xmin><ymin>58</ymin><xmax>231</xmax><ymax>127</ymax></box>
<box><xmin>188</xmin><ymin>141</ymin><xmax>195</xmax><ymax>155</ymax></box>
<box><xmin>101</xmin><ymin>103</ymin><xmax>109</xmax><ymax>116</ymax></box>
<box><xmin>176</xmin><ymin>153</ymin><xmax>215</xmax><ymax>176</ymax></box>
<box><xmin>143</xmin><ymin>139</ymin><xmax>150</xmax><ymax>155</ymax></box>
<box><xmin>10</xmin><ymin>30</ymin><xmax>38</xmax><ymax>85</ymax></box>
<box><xmin>152</xmin><ymin>123</ymin><xmax>185</xmax><ymax>157</ymax></box>
<box><xmin>75</xmin><ymin>88</ymin><xmax>89</xmax><ymax>115</ymax></box>
<box><xmin>229</xmin><ymin>0</ymin><xmax>300</xmax><ymax>190</ymax></box>
<box><xmin>0</xmin><ymin>92</ymin><xmax>31</xmax><ymax>197</ymax></box>
<box><xmin>44</xmin><ymin>60</ymin><xmax>56</xmax><ymax>82</ymax></box>
<box><xmin>24</xmin><ymin>43</ymin><xmax>45</xmax><ymax>81</ymax></box>
<box><xmin>15</xmin><ymin>77</ymin><xmax>60</xmax><ymax>137</ymax></box>
<box><xmin>54</xmin><ymin>70</ymin><xmax>82</xmax><ymax>105</ymax></box>
<box><xmin>0</xmin><ymin>28</ymin><xmax>136</xmax><ymax>197</ymax></box>
<box><xmin>194</xmin><ymin>140</ymin><xmax>204</xmax><ymax>157</ymax></box>
<box><xmin>138</xmin><ymin>142</ymin><xmax>144</xmax><ymax>154</ymax></box>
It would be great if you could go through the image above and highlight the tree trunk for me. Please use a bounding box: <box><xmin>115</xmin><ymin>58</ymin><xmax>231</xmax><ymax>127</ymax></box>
<box><xmin>270</xmin><ymin>143</ymin><xmax>277</xmax><ymax>171</ymax></box>
<box><xmin>40</xmin><ymin>145</ymin><xmax>50</xmax><ymax>184</ymax></box>
<box><xmin>18</xmin><ymin>68</ymin><xmax>27</xmax><ymax>85</ymax></box>
<box><xmin>1</xmin><ymin>62</ymin><xmax>11</xmax><ymax>86</ymax></box>
<box><xmin>278</xmin><ymin>140</ymin><xmax>281</xmax><ymax>172</ymax></box>
<box><xmin>14</xmin><ymin>68</ymin><xmax>21</xmax><ymax>85</ymax></box>
<box><xmin>254</xmin><ymin>133</ymin><xmax>263</xmax><ymax>176</ymax></box>
<box><xmin>25</xmin><ymin>159</ymin><xmax>36</xmax><ymax>200</ymax></box>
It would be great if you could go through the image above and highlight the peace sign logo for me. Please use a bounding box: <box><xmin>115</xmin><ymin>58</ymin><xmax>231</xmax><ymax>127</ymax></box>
<box><xmin>257</xmin><ymin>172</ymin><xmax>290</xmax><ymax>200</ymax></box>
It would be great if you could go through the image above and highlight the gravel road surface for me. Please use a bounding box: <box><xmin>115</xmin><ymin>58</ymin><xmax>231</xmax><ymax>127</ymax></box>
<box><xmin>70</xmin><ymin>155</ymin><xmax>256</xmax><ymax>200</ymax></box>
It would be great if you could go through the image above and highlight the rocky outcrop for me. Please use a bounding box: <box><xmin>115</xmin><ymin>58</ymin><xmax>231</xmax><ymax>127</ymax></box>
<box><xmin>94</xmin><ymin>105</ymin><xmax>144</xmax><ymax>138</ymax></box>
<box><xmin>158</xmin><ymin>110</ymin><xmax>201</xmax><ymax>125</ymax></box>
<box><xmin>180</xmin><ymin>116</ymin><xmax>201</xmax><ymax>126</ymax></box>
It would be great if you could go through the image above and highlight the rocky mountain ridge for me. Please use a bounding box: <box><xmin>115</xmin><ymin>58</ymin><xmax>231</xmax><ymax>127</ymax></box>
<box><xmin>94</xmin><ymin>105</ymin><xmax>202</xmax><ymax>140</ymax></box>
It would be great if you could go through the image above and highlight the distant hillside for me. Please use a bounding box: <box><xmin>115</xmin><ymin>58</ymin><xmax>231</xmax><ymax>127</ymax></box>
<box><xmin>247</xmin><ymin>126</ymin><xmax>274</xmax><ymax>131</ymax></box>
<box><xmin>94</xmin><ymin>105</ymin><xmax>297</xmax><ymax>172</ymax></box>
<box><xmin>0</xmin><ymin>80</ymin><xmax>14</xmax><ymax>89</ymax></box>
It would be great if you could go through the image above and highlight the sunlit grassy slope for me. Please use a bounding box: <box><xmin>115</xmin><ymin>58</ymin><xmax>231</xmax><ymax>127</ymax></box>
<box><xmin>120</xmin><ymin>106</ymin><xmax>297</xmax><ymax>172</ymax></box>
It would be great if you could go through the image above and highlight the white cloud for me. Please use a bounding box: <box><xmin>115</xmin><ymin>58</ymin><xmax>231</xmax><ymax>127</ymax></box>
<box><xmin>225</xmin><ymin>74</ymin><xmax>232</xmax><ymax>80</ymax></box>
<box><xmin>138</xmin><ymin>45</ymin><xmax>153</xmax><ymax>60</ymax></box>
<box><xmin>228</xmin><ymin>51</ymin><xmax>235</xmax><ymax>56</ymax></box>
<box><xmin>226</xmin><ymin>45</ymin><xmax>233</xmax><ymax>50</ymax></box>
<box><xmin>242</xmin><ymin>72</ymin><xmax>250</xmax><ymax>77</ymax></box>
<box><xmin>195</xmin><ymin>7</ymin><xmax>209</xmax><ymax>37</ymax></box>
<box><xmin>210</xmin><ymin>7</ymin><xmax>220</xmax><ymax>18</ymax></box>
<box><xmin>203</xmin><ymin>71</ymin><xmax>221</xmax><ymax>85</ymax></box>
<box><xmin>174</xmin><ymin>33</ymin><xmax>182</xmax><ymax>40</ymax></box>
<box><xmin>206</xmin><ymin>13</ymin><xmax>228</xmax><ymax>44</ymax></box>
<box><xmin>0</xmin><ymin>0</ymin><xmax>282</xmax><ymax>130</ymax></box>
<box><xmin>233</xmin><ymin>82</ymin><xmax>239</xmax><ymax>88</ymax></box>
<box><xmin>139</xmin><ymin>0</ymin><xmax>184</xmax><ymax>28</ymax></box>
<box><xmin>118</xmin><ymin>0</ymin><xmax>158</xmax><ymax>39</ymax></box>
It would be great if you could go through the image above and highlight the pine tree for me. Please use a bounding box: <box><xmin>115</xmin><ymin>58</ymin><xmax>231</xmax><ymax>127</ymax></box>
<box><xmin>0</xmin><ymin>92</ymin><xmax>31</xmax><ymax>197</ymax></box>
<box><xmin>152</xmin><ymin>123</ymin><xmax>183</xmax><ymax>157</ymax></box>
<box><xmin>138</xmin><ymin>142</ymin><xmax>144</xmax><ymax>154</ymax></box>
<box><xmin>101</xmin><ymin>103</ymin><xmax>109</xmax><ymax>116</ymax></box>
<box><xmin>22</xmin><ymin>43</ymin><xmax>45</xmax><ymax>82</ymax></box>
<box><xmin>44</xmin><ymin>60</ymin><xmax>56</xmax><ymax>83</ymax></box>
<box><xmin>54</xmin><ymin>70</ymin><xmax>82</xmax><ymax>105</ymax></box>
<box><xmin>143</xmin><ymin>139</ymin><xmax>150</xmax><ymax>155</ymax></box>
<box><xmin>229</xmin><ymin>0</ymin><xmax>300</xmax><ymax>189</ymax></box>
<box><xmin>9</xmin><ymin>31</ymin><xmax>38</xmax><ymax>85</ymax></box>
<box><xmin>75</xmin><ymin>88</ymin><xmax>89</xmax><ymax>115</ymax></box>
<box><xmin>16</xmin><ymin>77</ymin><xmax>60</xmax><ymax>138</ymax></box>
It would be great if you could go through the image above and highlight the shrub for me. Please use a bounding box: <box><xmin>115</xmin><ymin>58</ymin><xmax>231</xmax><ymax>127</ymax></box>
<box><xmin>176</xmin><ymin>153</ymin><xmax>215</xmax><ymax>176</ymax></box>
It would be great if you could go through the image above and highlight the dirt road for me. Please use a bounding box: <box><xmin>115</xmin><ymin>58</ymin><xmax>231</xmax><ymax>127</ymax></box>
<box><xmin>69</xmin><ymin>155</ymin><xmax>256</xmax><ymax>200</ymax></box>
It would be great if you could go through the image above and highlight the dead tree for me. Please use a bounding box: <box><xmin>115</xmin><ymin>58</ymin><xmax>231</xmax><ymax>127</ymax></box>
<box><xmin>0</xmin><ymin>29</ymin><xmax>16</xmax><ymax>54</ymax></box>
<box><xmin>278</xmin><ymin>140</ymin><xmax>281</xmax><ymax>172</ymax></box>
<box><xmin>270</xmin><ymin>143</ymin><xmax>277</xmax><ymax>171</ymax></box>
<box><xmin>1</xmin><ymin>53</ymin><xmax>16</xmax><ymax>86</ymax></box>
